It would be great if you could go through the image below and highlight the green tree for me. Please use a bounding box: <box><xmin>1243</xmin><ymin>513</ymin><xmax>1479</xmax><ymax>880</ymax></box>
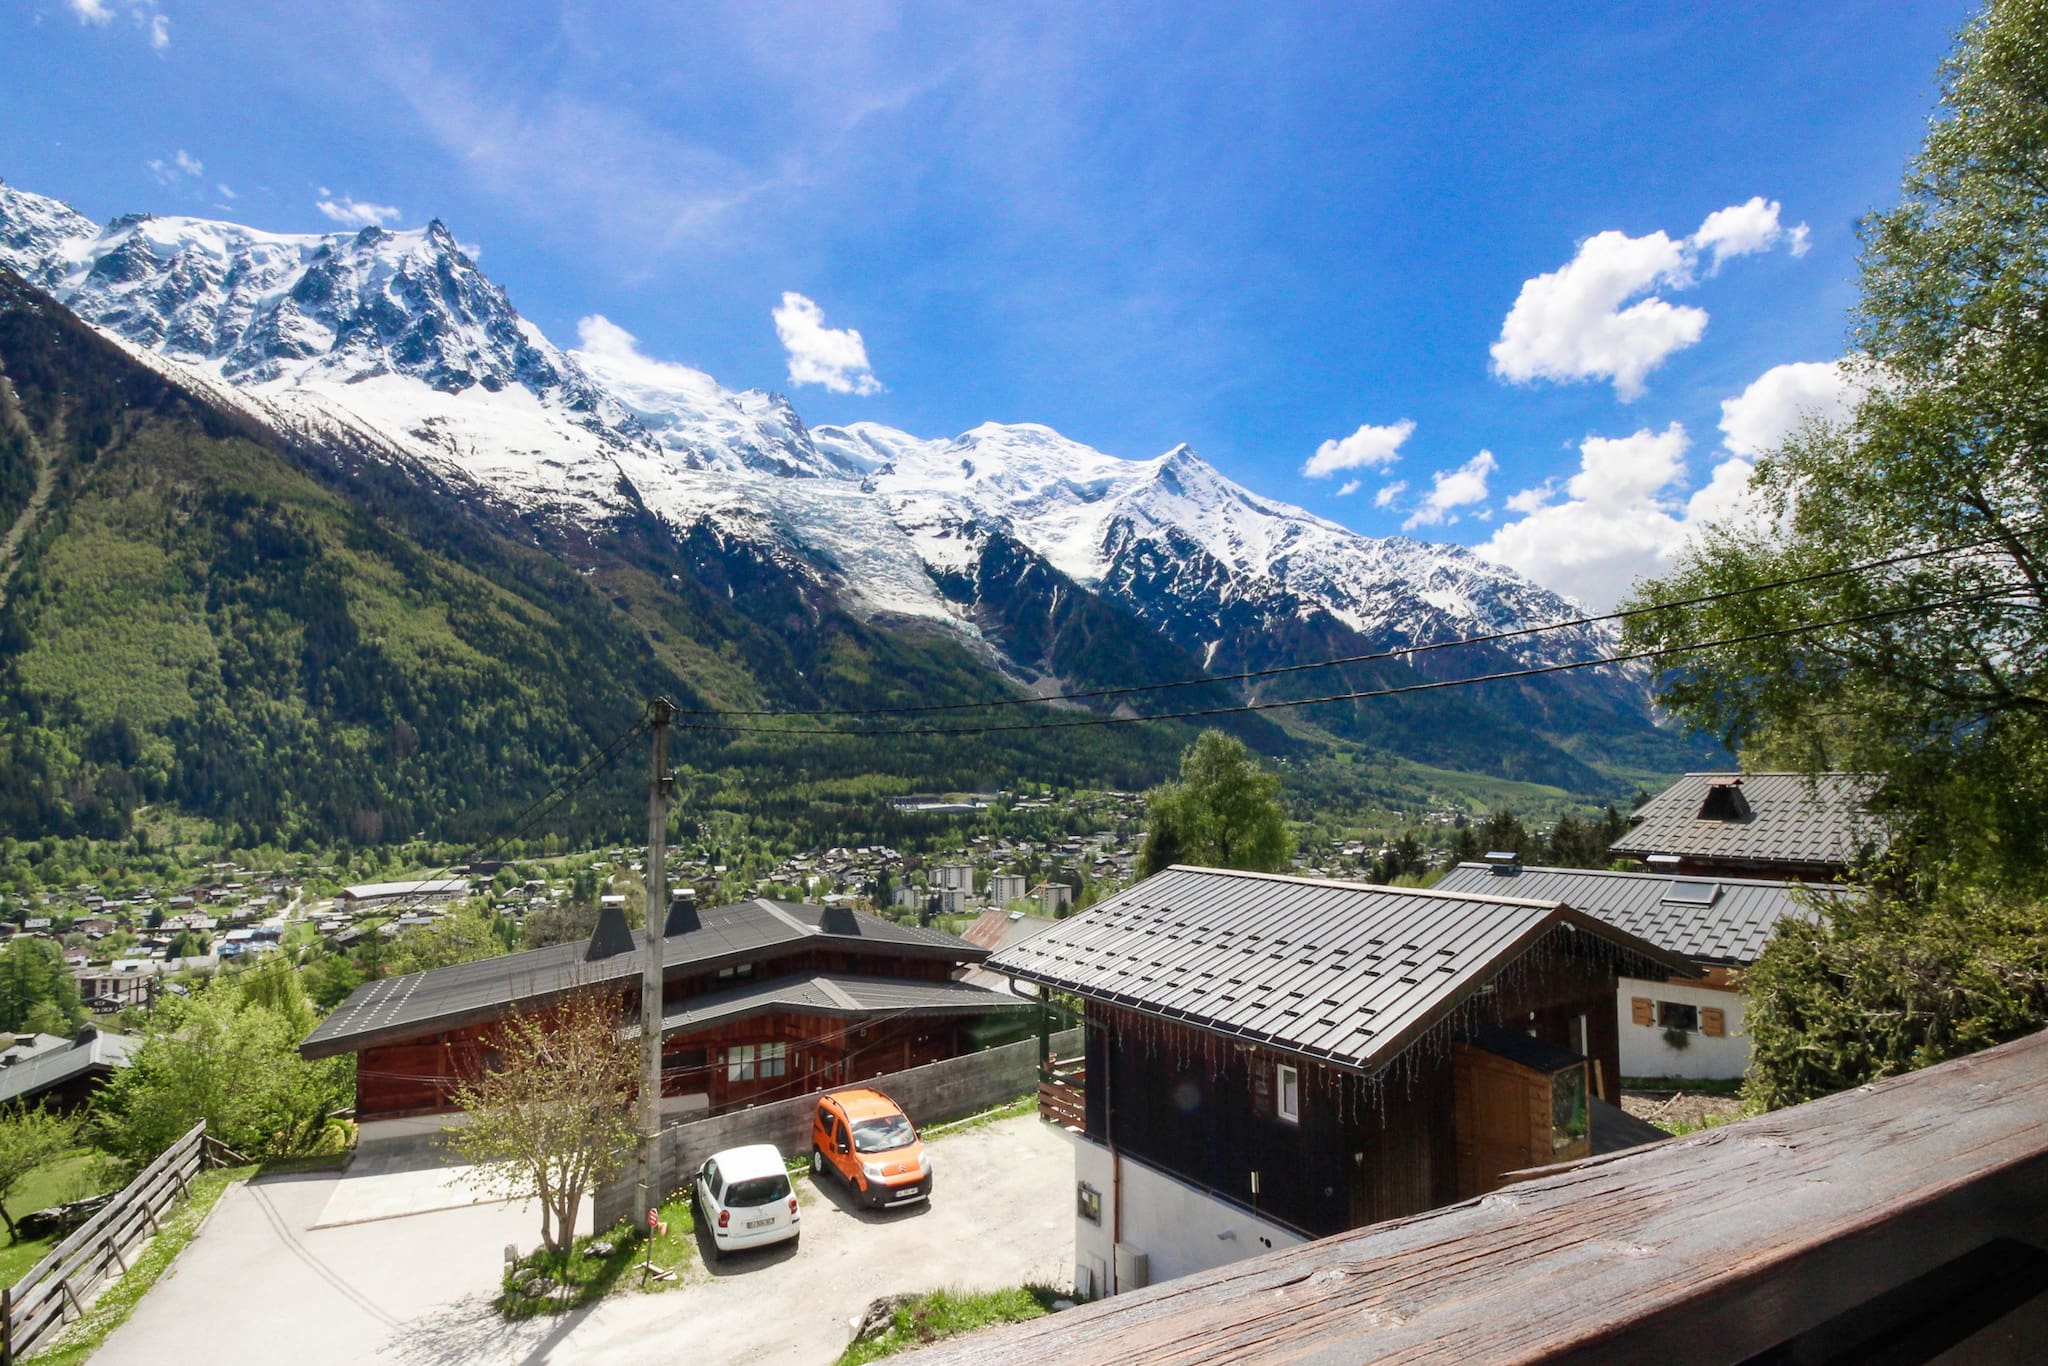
<box><xmin>444</xmin><ymin>985</ymin><xmax>639</xmax><ymax>1254</ymax></box>
<box><xmin>1744</xmin><ymin>887</ymin><xmax>2048</xmax><ymax>1108</ymax></box>
<box><xmin>0</xmin><ymin>1104</ymin><xmax>80</xmax><ymax>1242</ymax></box>
<box><xmin>1138</xmin><ymin>731</ymin><xmax>1293</xmax><ymax>877</ymax></box>
<box><xmin>385</xmin><ymin>901</ymin><xmax>516</xmax><ymax>976</ymax></box>
<box><xmin>0</xmin><ymin>939</ymin><xmax>85</xmax><ymax>1035</ymax></box>
<box><xmin>1620</xmin><ymin>0</ymin><xmax>2048</xmax><ymax>891</ymax></box>
<box><xmin>90</xmin><ymin>972</ymin><xmax>351</xmax><ymax>1163</ymax></box>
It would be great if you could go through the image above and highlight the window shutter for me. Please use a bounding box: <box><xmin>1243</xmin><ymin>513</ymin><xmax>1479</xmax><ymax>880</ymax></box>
<box><xmin>1701</xmin><ymin>1007</ymin><xmax>1726</xmax><ymax>1038</ymax></box>
<box><xmin>1630</xmin><ymin>997</ymin><xmax>1653</xmax><ymax>1027</ymax></box>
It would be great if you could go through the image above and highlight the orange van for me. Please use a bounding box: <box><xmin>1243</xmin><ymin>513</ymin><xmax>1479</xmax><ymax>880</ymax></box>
<box><xmin>809</xmin><ymin>1088</ymin><xmax>932</xmax><ymax>1208</ymax></box>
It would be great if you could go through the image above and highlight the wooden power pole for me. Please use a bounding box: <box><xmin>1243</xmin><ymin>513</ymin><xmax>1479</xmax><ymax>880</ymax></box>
<box><xmin>637</xmin><ymin>698</ymin><xmax>675</xmax><ymax>1227</ymax></box>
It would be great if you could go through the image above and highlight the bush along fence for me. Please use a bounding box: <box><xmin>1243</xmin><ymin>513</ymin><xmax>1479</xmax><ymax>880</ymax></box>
<box><xmin>1</xmin><ymin>1120</ymin><xmax>210</xmax><ymax>1364</ymax></box>
<box><xmin>595</xmin><ymin>1028</ymin><xmax>1083</xmax><ymax>1231</ymax></box>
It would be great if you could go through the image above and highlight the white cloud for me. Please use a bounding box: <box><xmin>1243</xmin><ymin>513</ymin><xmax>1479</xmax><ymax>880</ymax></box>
<box><xmin>147</xmin><ymin>149</ymin><xmax>202</xmax><ymax>185</ymax></box>
<box><xmin>216</xmin><ymin>184</ymin><xmax>236</xmax><ymax>200</ymax></box>
<box><xmin>1373</xmin><ymin>480</ymin><xmax>1406</xmax><ymax>509</ymax></box>
<box><xmin>1303</xmin><ymin>418</ymin><xmax>1415</xmax><ymax>478</ymax></box>
<box><xmin>570</xmin><ymin>314</ymin><xmax>725</xmax><ymax>403</ymax></box>
<box><xmin>1567</xmin><ymin>422</ymin><xmax>1690</xmax><ymax>508</ymax></box>
<box><xmin>69</xmin><ymin>0</ymin><xmax>166</xmax><ymax>47</ymax></box>
<box><xmin>1336</xmin><ymin>480</ymin><xmax>1360</xmax><ymax>497</ymax></box>
<box><xmin>316</xmin><ymin>197</ymin><xmax>402</xmax><ymax>228</ymax></box>
<box><xmin>1691</xmin><ymin>196</ymin><xmax>1806</xmax><ymax>272</ymax></box>
<box><xmin>1491</xmin><ymin>198</ymin><xmax>1811</xmax><ymax>401</ymax></box>
<box><xmin>1490</xmin><ymin>228</ymin><xmax>1706</xmax><ymax>401</ymax></box>
<box><xmin>1404</xmin><ymin>450</ymin><xmax>1495</xmax><ymax>530</ymax></box>
<box><xmin>1718</xmin><ymin>359</ymin><xmax>1861</xmax><ymax>457</ymax></box>
<box><xmin>1478</xmin><ymin>418</ymin><xmax>1785</xmax><ymax>611</ymax></box>
<box><xmin>773</xmin><ymin>292</ymin><xmax>883</xmax><ymax>396</ymax></box>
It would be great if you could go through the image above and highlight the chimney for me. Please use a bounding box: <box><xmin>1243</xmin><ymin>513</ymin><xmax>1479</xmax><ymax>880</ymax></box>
<box><xmin>819</xmin><ymin>904</ymin><xmax>861</xmax><ymax>936</ymax></box>
<box><xmin>1698</xmin><ymin>777</ymin><xmax>1752</xmax><ymax>822</ymax></box>
<box><xmin>584</xmin><ymin>904</ymin><xmax>637</xmax><ymax>961</ymax></box>
<box><xmin>1484</xmin><ymin>850</ymin><xmax>1520</xmax><ymax>876</ymax></box>
<box><xmin>663</xmin><ymin>889</ymin><xmax>700</xmax><ymax>937</ymax></box>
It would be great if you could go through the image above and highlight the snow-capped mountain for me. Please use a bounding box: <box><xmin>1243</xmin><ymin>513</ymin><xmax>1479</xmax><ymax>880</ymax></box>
<box><xmin>0</xmin><ymin>177</ymin><xmax>1646</xmax><ymax>768</ymax></box>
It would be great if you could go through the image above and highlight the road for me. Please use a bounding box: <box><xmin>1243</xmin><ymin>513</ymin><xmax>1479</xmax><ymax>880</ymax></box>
<box><xmin>89</xmin><ymin>1114</ymin><xmax>1075</xmax><ymax>1366</ymax></box>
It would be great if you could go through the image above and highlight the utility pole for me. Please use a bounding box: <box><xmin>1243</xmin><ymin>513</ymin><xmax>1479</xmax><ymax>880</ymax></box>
<box><xmin>637</xmin><ymin>698</ymin><xmax>675</xmax><ymax>1230</ymax></box>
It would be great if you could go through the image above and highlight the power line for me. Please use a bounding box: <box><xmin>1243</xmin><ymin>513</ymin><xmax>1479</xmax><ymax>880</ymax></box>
<box><xmin>672</xmin><ymin>526</ymin><xmax>2037</xmax><ymax>721</ymax></box>
<box><xmin>668</xmin><ymin>581</ymin><xmax>2030</xmax><ymax>739</ymax></box>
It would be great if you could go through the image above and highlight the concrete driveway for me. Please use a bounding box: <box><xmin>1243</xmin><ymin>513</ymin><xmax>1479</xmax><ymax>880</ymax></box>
<box><xmin>89</xmin><ymin>1114</ymin><xmax>1075</xmax><ymax>1366</ymax></box>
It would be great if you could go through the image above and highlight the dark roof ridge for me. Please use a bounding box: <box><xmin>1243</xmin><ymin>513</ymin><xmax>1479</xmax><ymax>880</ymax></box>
<box><xmin>1448</xmin><ymin>861</ymin><xmax>1850</xmax><ymax>892</ymax></box>
<box><xmin>1161</xmin><ymin>863</ymin><xmax>1572</xmax><ymax>912</ymax></box>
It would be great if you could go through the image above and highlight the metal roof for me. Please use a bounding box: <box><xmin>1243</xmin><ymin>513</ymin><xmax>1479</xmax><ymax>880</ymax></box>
<box><xmin>1434</xmin><ymin>862</ymin><xmax>1845</xmax><ymax>966</ymax></box>
<box><xmin>986</xmin><ymin>866</ymin><xmax>1693</xmax><ymax>1076</ymax></box>
<box><xmin>301</xmin><ymin>899</ymin><xmax>984</xmax><ymax>1057</ymax></box>
<box><xmin>1608</xmin><ymin>772</ymin><xmax>1886</xmax><ymax>871</ymax></box>
<box><xmin>0</xmin><ymin>1030</ymin><xmax>137</xmax><ymax>1106</ymax></box>
<box><xmin>646</xmin><ymin>971</ymin><xmax>1032</xmax><ymax>1036</ymax></box>
<box><xmin>342</xmin><ymin>878</ymin><xmax>470</xmax><ymax>900</ymax></box>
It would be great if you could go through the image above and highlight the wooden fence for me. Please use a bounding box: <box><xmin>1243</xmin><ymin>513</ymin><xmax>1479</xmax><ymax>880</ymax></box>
<box><xmin>1</xmin><ymin>1121</ymin><xmax>207</xmax><ymax>1364</ymax></box>
<box><xmin>1039</xmin><ymin>1061</ymin><xmax>1086</xmax><ymax>1133</ymax></box>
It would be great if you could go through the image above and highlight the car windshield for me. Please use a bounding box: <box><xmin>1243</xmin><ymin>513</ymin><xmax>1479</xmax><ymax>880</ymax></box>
<box><xmin>723</xmin><ymin>1173</ymin><xmax>791</xmax><ymax>1208</ymax></box>
<box><xmin>852</xmin><ymin>1115</ymin><xmax>916</xmax><ymax>1153</ymax></box>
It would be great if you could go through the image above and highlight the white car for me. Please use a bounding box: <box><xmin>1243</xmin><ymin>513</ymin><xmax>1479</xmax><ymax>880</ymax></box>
<box><xmin>694</xmin><ymin>1143</ymin><xmax>800</xmax><ymax>1260</ymax></box>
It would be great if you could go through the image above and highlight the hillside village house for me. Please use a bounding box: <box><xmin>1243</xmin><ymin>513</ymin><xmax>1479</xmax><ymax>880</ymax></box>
<box><xmin>990</xmin><ymin>866</ymin><xmax>1691</xmax><ymax>1296</ymax></box>
<box><xmin>1608</xmin><ymin>772</ymin><xmax>1885</xmax><ymax>881</ymax></box>
<box><xmin>1436</xmin><ymin>860</ymin><xmax>1847</xmax><ymax>1080</ymax></box>
<box><xmin>300</xmin><ymin>897</ymin><xmax>1032</xmax><ymax>1143</ymax></box>
<box><xmin>339</xmin><ymin>878</ymin><xmax>471</xmax><ymax>913</ymax></box>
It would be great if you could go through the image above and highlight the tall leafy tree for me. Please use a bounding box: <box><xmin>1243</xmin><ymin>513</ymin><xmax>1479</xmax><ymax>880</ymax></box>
<box><xmin>444</xmin><ymin>985</ymin><xmax>640</xmax><ymax>1254</ymax></box>
<box><xmin>0</xmin><ymin>939</ymin><xmax>84</xmax><ymax>1036</ymax></box>
<box><xmin>1621</xmin><ymin>0</ymin><xmax>2048</xmax><ymax>891</ymax></box>
<box><xmin>0</xmin><ymin>1104</ymin><xmax>79</xmax><ymax>1242</ymax></box>
<box><xmin>1138</xmin><ymin>730</ymin><xmax>1293</xmax><ymax>877</ymax></box>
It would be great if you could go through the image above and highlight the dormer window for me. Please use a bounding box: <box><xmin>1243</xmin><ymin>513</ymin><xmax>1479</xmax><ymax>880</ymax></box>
<box><xmin>1698</xmin><ymin>779</ymin><xmax>1752</xmax><ymax>822</ymax></box>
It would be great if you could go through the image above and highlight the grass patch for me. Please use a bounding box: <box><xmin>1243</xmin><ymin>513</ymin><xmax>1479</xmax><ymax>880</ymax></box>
<box><xmin>920</xmin><ymin>1094</ymin><xmax>1037</xmax><ymax>1139</ymax></box>
<box><xmin>495</xmin><ymin>1191</ymin><xmax>696</xmax><ymax>1319</ymax></box>
<box><xmin>837</xmin><ymin>1285</ymin><xmax>1065</xmax><ymax>1365</ymax></box>
<box><xmin>31</xmin><ymin>1164</ymin><xmax>253</xmax><ymax>1366</ymax></box>
<box><xmin>0</xmin><ymin>1148</ymin><xmax>125</xmax><ymax>1288</ymax></box>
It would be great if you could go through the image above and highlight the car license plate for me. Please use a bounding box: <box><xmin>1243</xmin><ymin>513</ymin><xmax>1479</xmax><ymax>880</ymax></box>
<box><xmin>746</xmin><ymin>1217</ymin><xmax>776</xmax><ymax>1229</ymax></box>
<box><xmin>894</xmin><ymin>1188</ymin><xmax>919</xmax><ymax>1200</ymax></box>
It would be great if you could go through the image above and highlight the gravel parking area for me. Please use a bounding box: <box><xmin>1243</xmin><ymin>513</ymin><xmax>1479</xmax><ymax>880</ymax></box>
<box><xmin>89</xmin><ymin>1113</ymin><xmax>1075</xmax><ymax>1366</ymax></box>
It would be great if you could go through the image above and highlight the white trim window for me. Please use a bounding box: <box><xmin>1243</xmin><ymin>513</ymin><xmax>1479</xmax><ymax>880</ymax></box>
<box><xmin>1277</xmin><ymin>1063</ymin><xmax>1301</xmax><ymax>1124</ymax></box>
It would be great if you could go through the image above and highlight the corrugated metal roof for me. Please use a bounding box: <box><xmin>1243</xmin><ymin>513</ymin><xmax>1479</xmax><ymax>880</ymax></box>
<box><xmin>960</xmin><ymin>908</ymin><xmax>1060</xmax><ymax>955</ymax></box>
<box><xmin>301</xmin><ymin>899</ymin><xmax>984</xmax><ymax>1057</ymax></box>
<box><xmin>1433</xmin><ymin>863</ymin><xmax>1844</xmax><ymax>965</ymax></box>
<box><xmin>647</xmin><ymin>971</ymin><xmax>1032</xmax><ymax>1036</ymax></box>
<box><xmin>0</xmin><ymin>1030</ymin><xmax>137</xmax><ymax>1105</ymax></box>
<box><xmin>986</xmin><ymin>866</ymin><xmax>1693</xmax><ymax>1076</ymax></box>
<box><xmin>1608</xmin><ymin>772</ymin><xmax>1886</xmax><ymax>870</ymax></box>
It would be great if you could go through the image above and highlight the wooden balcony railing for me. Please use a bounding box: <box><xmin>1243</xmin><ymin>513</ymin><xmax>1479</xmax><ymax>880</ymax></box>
<box><xmin>1039</xmin><ymin>1063</ymin><xmax>1086</xmax><ymax>1132</ymax></box>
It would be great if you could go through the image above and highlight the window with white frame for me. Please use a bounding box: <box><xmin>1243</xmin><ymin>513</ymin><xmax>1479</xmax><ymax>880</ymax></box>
<box><xmin>724</xmin><ymin>1042</ymin><xmax>788</xmax><ymax>1083</ymax></box>
<box><xmin>1276</xmin><ymin>1063</ymin><xmax>1300</xmax><ymax>1124</ymax></box>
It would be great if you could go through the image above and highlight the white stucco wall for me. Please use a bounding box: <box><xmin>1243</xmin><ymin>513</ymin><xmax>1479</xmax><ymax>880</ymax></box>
<box><xmin>1070</xmin><ymin>1136</ymin><xmax>1307</xmax><ymax>1297</ymax></box>
<box><xmin>1618</xmin><ymin>974</ymin><xmax>1751</xmax><ymax>1081</ymax></box>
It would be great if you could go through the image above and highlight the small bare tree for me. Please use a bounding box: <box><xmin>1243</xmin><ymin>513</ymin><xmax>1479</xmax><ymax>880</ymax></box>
<box><xmin>445</xmin><ymin>984</ymin><xmax>640</xmax><ymax>1254</ymax></box>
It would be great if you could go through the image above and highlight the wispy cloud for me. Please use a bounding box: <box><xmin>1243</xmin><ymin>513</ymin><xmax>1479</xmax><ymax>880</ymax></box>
<box><xmin>316</xmin><ymin>196</ymin><xmax>402</xmax><ymax>228</ymax></box>
<box><xmin>68</xmin><ymin>0</ymin><xmax>168</xmax><ymax>49</ymax></box>
<box><xmin>1303</xmin><ymin>418</ymin><xmax>1414</xmax><ymax>478</ymax></box>
<box><xmin>1336</xmin><ymin>480</ymin><xmax>1360</xmax><ymax>497</ymax></box>
<box><xmin>146</xmin><ymin>148</ymin><xmax>203</xmax><ymax>185</ymax></box>
<box><xmin>1404</xmin><ymin>450</ymin><xmax>1495</xmax><ymax>530</ymax></box>
<box><xmin>773</xmin><ymin>293</ymin><xmax>883</xmax><ymax>396</ymax></box>
<box><xmin>1373</xmin><ymin>480</ymin><xmax>1406</xmax><ymax>509</ymax></box>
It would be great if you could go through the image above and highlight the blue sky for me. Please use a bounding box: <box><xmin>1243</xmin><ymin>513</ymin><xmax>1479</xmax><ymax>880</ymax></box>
<box><xmin>2</xmin><ymin>1</ymin><xmax>1972</xmax><ymax>605</ymax></box>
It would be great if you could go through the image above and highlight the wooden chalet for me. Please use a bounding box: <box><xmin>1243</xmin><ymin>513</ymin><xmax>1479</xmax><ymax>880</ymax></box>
<box><xmin>1608</xmin><ymin>771</ymin><xmax>1885</xmax><ymax>880</ymax></box>
<box><xmin>905</xmin><ymin>1027</ymin><xmax>2048</xmax><ymax>1366</ymax></box>
<box><xmin>989</xmin><ymin>866</ymin><xmax>1693</xmax><ymax>1295</ymax></box>
<box><xmin>300</xmin><ymin>897</ymin><xmax>1032</xmax><ymax>1140</ymax></box>
<box><xmin>1436</xmin><ymin>859</ymin><xmax>1850</xmax><ymax>1080</ymax></box>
